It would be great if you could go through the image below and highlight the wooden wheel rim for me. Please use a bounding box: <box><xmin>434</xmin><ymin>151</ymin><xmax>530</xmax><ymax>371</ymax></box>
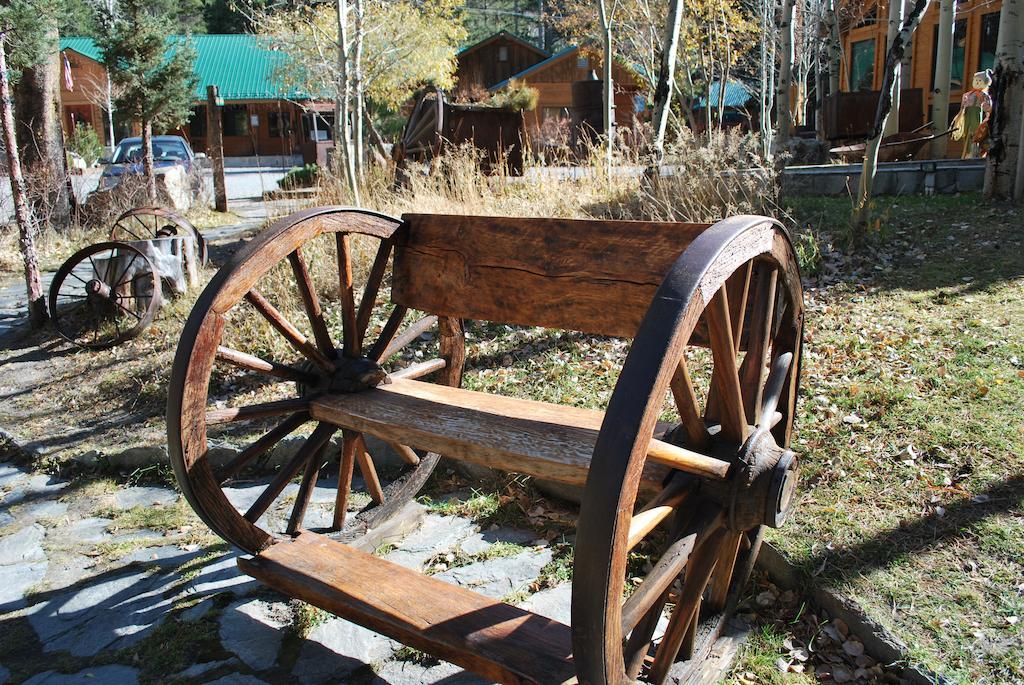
<box><xmin>572</xmin><ymin>216</ymin><xmax>804</xmax><ymax>684</ymax></box>
<box><xmin>167</xmin><ymin>207</ymin><xmax>446</xmax><ymax>554</ymax></box>
<box><xmin>49</xmin><ymin>240</ymin><xmax>163</xmax><ymax>349</ymax></box>
<box><xmin>110</xmin><ymin>206</ymin><xmax>208</xmax><ymax>266</ymax></box>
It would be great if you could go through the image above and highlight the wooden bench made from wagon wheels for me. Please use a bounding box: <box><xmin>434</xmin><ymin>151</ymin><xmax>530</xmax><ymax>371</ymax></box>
<box><xmin>167</xmin><ymin>208</ymin><xmax>805</xmax><ymax>684</ymax></box>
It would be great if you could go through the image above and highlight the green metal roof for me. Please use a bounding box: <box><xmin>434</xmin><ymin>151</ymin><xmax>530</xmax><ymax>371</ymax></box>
<box><xmin>60</xmin><ymin>34</ymin><xmax>309</xmax><ymax>101</ymax></box>
<box><xmin>696</xmin><ymin>80</ymin><xmax>756</xmax><ymax>109</ymax></box>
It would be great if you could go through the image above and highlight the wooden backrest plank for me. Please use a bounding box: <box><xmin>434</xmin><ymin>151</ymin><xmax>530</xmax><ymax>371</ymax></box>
<box><xmin>392</xmin><ymin>214</ymin><xmax>710</xmax><ymax>338</ymax></box>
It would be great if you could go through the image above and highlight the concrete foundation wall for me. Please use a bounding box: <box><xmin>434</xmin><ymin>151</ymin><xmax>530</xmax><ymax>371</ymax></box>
<box><xmin>781</xmin><ymin>159</ymin><xmax>985</xmax><ymax>197</ymax></box>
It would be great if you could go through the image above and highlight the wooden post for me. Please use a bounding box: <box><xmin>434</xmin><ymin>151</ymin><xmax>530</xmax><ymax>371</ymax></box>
<box><xmin>930</xmin><ymin>0</ymin><xmax>956</xmax><ymax>157</ymax></box>
<box><xmin>0</xmin><ymin>33</ymin><xmax>46</xmax><ymax>327</ymax></box>
<box><xmin>207</xmin><ymin>85</ymin><xmax>228</xmax><ymax>212</ymax></box>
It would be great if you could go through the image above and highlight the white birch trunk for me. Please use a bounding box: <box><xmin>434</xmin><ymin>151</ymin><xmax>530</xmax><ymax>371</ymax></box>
<box><xmin>353</xmin><ymin>0</ymin><xmax>365</xmax><ymax>181</ymax></box>
<box><xmin>335</xmin><ymin>0</ymin><xmax>359</xmax><ymax>204</ymax></box>
<box><xmin>598</xmin><ymin>0</ymin><xmax>615</xmax><ymax>172</ymax></box>
<box><xmin>853</xmin><ymin>0</ymin><xmax>932</xmax><ymax>241</ymax></box>
<box><xmin>930</xmin><ymin>0</ymin><xmax>956</xmax><ymax>157</ymax></box>
<box><xmin>883</xmin><ymin>0</ymin><xmax>905</xmax><ymax>136</ymax></box>
<box><xmin>983</xmin><ymin>0</ymin><xmax>1023</xmax><ymax>200</ymax></box>
<box><xmin>649</xmin><ymin>0</ymin><xmax>682</xmax><ymax>168</ymax></box>
<box><xmin>773</xmin><ymin>0</ymin><xmax>797</xmax><ymax>155</ymax></box>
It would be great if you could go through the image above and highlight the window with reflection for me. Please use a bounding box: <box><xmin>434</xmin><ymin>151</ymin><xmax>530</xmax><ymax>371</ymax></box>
<box><xmin>850</xmin><ymin>38</ymin><xmax>875</xmax><ymax>91</ymax></box>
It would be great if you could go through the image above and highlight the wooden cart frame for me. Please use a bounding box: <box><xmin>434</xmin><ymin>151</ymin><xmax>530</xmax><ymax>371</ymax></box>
<box><xmin>167</xmin><ymin>208</ymin><xmax>804</xmax><ymax>684</ymax></box>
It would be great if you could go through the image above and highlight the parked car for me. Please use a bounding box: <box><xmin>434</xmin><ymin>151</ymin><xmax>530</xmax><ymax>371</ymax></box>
<box><xmin>99</xmin><ymin>135</ymin><xmax>205</xmax><ymax>190</ymax></box>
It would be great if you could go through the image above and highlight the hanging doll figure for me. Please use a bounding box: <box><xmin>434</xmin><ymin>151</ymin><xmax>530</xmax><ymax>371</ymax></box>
<box><xmin>951</xmin><ymin>70</ymin><xmax>993</xmax><ymax>159</ymax></box>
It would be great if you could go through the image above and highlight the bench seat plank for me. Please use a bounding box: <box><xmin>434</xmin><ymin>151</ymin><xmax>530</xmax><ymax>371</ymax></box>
<box><xmin>239</xmin><ymin>532</ymin><xmax>576</xmax><ymax>685</ymax></box>
<box><xmin>309</xmin><ymin>378</ymin><xmax>670</xmax><ymax>487</ymax></box>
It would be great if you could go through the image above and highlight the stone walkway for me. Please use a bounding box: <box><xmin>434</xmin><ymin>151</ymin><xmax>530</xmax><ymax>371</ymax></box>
<box><xmin>0</xmin><ymin>459</ymin><xmax>591</xmax><ymax>685</ymax></box>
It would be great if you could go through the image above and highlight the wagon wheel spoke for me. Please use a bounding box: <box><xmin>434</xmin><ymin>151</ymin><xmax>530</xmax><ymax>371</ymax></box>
<box><xmin>114</xmin><ymin>219</ymin><xmax>144</xmax><ymax>240</ymax></box>
<box><xmin>705</xmin><ymin>287</ymin><xmax>748</xmax><ymax>444</ymax></box>
<box><xmin>332</xmin><ymin>429</ymin><xmax>359</xmax><ymax>530</ymax></box>
<box><xmin>648</xmin><ymin>525</ymin><xmax>727</xmax><ymax>684</ymax></box>
<box><xmin>335</xmin><ymin>233</ymin><xmax>359</xmax><ymax>358</ymax></box>
<box><xmin>205</xmin><ymin>398</ymin><xmax>310</xmax><ymax>425</ymax></box>
<box><xmin>366</xmin><ymin>305</ymin><xmax>408</xmax><ymax>362</ymax></box>
<box><xmin>669</xmin><ymin>356</ymin><xmax>711</xmax><ymax>450</ymax></box>
<box><xmin>705</xmin><ymin>530</ymin><xmax>743</xmax><ymax>613</ymax></box>
<box><xmin>355</xmin><ymin>239</ymin><xmax>393</xmax><ymax>353</ymax></box>
<box><xmin>371</xmin><ymin>312</ymin><xmax>440</xmax><ymax>363</ymax></box>
<box><xmin>244</xmin><ymin>422</ymin><xmax>336</xmax><ymax>524</ymax></box>
<box><xmin>738</xmin><ymin>265</ymin><xmax>778</xmax><ymax>424</ymax></box>
<box><xmin>354</xmin><ymin>434</ymin><xmax>385</xmax><ymax>504</ymax></box>
<box><xmin>216</xmin><ymin>412</ymin><xmax>310</xmax><ymax>483</ymax></box>
<box><xmin>288</xmin><ymin>247</ymin><xmax>336</xmax><ymax>359</ymax></box>
<box><xmin>758</xmin><ymin>352</ymin><xmax>794</xmax><ymax>432</ymax></box>
<box><xmin>286</xmin><ymin>437</ymin><xmax>334</xmax><ymax>534</ymax></box>
<box><xmin>705</xmin><ymin>264</ymin><xmax>751</xmax><ymax>426</ymax></box>
<box><xmin>245</xmin><ymin>288</ymin><xmax>335</xmax><ymax>374</ymax></box>
<box><xmin>216</xmin><ymin>346</ymin><xmax>318</xmax><ymax>385</ymax></box>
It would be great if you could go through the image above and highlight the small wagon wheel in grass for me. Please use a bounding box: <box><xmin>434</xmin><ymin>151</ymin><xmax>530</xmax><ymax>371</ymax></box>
<box><xmin>49</xmin><ymin>241</ymin><xmax>163</xmax><ymax>349</ymax></box>
<box><xmin>110</xmin><ymin>206</ymin><xmax>208</xmax><ymax>266</ymax></box>
<box><xmin>573</xmin><ymin>216</ymin><xmax>804</xmax><ymax>684</ymax></box>
<box><xmin>167</xmin><ymin>207</ymin><xmax>456</xmax><ymax>554</ymax></box>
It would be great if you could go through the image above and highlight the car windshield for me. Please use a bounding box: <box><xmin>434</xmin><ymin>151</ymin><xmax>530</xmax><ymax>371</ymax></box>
<box><xmin>111</xmin><ymin>139</ymin><xmax>189</xmax><ymax>163</ymax></box>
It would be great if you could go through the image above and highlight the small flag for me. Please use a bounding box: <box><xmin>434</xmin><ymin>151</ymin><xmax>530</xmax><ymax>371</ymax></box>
<box><xmin>62</xmin><ymin>51</ymin><xmax>73</xmax><ymax>91</ymax></box>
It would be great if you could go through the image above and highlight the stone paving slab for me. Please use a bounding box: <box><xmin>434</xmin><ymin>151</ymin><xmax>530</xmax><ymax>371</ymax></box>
<box><xmin>0</xmin><ymin>458</ymin><xmax>576</xmax><ymax>684</ymax></box>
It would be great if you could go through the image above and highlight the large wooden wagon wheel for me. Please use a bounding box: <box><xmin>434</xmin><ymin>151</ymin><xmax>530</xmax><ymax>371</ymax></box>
<box><xmin>110</xmin><ymin>206</ymin><xmax>208</xmax><ymax>266</ymax></box>
<box><xmin>394</xmin><ymin>87</ymin><xmax>445</xmax><ymax>165</ymax></box>
<box><xmin>49</xmin><ymin>241</ymin><xmax>163</xmax><ymax>349</ymax></box>
<box><xmin>167</xmin><ymin>208</ymin><xmax>457</xmax><ymax>553</ymax></box>
<box><xmin>573</xmin><ymin>216</ymin><xmax>804</xmax><ymax>684</ymax></box>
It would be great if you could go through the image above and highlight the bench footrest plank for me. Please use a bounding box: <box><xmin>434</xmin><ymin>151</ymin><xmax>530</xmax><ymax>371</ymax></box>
<box><xmin>238</xmin><ymin>532</ymin><xmax>577</xmax><ymax>685</ymax></box>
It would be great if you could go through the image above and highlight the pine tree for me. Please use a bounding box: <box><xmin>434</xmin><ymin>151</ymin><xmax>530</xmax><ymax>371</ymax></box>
<box><xmin>97</xmin><ymin>0</ymin><xmax>197</xmax><ymax>202</ymax></box>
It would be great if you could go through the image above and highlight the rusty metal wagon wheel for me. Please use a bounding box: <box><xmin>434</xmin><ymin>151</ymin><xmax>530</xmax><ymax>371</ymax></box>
<box><xmin>397</xmin><ymin>87</ymin><xmax>445</xmax><ymax>163</ymax></box>
<box><xmin>110</xmin><ymin>206</ymin><xmax>208</xmax><ymax>267</ymax></box>
<box><xmin>49</xmin><ymin>241</ymin><xmax>163</xmax><ymax>349</ymax></box>
<box><xmin>573</xmin><ymin>217</ymin><xmax>804</xmax><ymax>684</ymax></box>
<box><xmin>167</xmin><ymin>208</ymin><xmax>454</xmax><ymax>554</ymax></box>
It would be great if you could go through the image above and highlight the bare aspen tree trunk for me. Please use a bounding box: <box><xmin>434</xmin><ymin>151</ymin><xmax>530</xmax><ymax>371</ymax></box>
<box><xmin>353</xmin><ymin>0</ymin><xmax>365</xmax><ymax>182</ymax></box>
<box><xmin>773</xmin><ymin>0</ymin><xmax>797</xmax><ymax>156</ymax></box>
<box><xmin>1</xmin><ymin>34</ymin><xmax>46</xmax><ymax>327</ymax></box>
<box><xmin>983</xmin><ymin>0</ymin><xmax>1023</xmax><ymax>200</ymax></box>
<box><xmin>647</xmin><ymin>0</ymin><xmax>682</xmax><ymax>171</ymax></box>
<box><xmin>827</xmin><ymin>0</ymin><xmax>840</xmax><ymax>95</ymax></box>
<box><xmin>853</xmin><ymin>0</ymin><xmax>932</xmax><ymax>242</ymax></box>
<box><xmin>930</xmin><ymin>0</ymin><xmax>956</xmax><ymax>157</ymax></box>
<box><xmin>759</xmin><ymin>0</ymin><xmax>774</xmax><ymax>155</ymax></box>
<box><xmin>142</xmin><ymin>119</ymin><xmax>157</xmax><ymax>203</ymax></box>
<box><xmin>882</xmin><ymin>0</ymin><xmax>905</xmax><ymax>136</ymax></box>
<box><xmin>598</xmin><ymin>0</ymin><xmax>615</xmax><ymax>172</ymax></box>
<box><xmin>335</xmin><ymin>0</ymin><xmax>359</xmax><ymax>204</ymax></box>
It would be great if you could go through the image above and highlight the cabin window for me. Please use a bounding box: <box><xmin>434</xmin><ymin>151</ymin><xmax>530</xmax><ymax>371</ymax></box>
<box><xmin>577</xmin><ymin>56</ymin><xmax>589</xmax><ymax>69</ymax></box>
<box><xmin>850</xmin><ymin>38</ymin><xmax>875</xmax><ymax>91</ymax></box>
<box><xmin>932</xmin><ymin>19</ymin><xmax>967</xmax><ymax>91</ymax></box>
<box><xmin>222</xmin><ymin>105</ymin><xmax>249</xmax><ymax>136</ymax></box>
<box><xmin>978</xmin><ymin>12</ymin><xmax>1000</xmax><ymax>72</ymax></box>
<box><xmin>189</xmin><ymin>106</ymin><xmax>207</xmax><ymax>138</ymax></box>
<box><xmin>498</xmin><ymin>46</ymin><xmax>509</xmax><ymax>61</ymax></box>
<box><xmin>268</xmin><ymin>111</ymin><xmax>292</xmax><ymax>138</ymax></box>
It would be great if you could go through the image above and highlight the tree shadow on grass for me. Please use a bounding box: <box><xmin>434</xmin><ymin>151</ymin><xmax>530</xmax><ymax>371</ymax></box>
<box><xmin>803</xmin><ymin>473</ymin><xmax>1024</xmax><ymax>580</ymax></box>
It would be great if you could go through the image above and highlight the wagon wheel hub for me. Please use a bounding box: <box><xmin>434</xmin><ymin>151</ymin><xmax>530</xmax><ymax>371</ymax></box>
<box><xmin>697</xmin><ymin>429</ymin><xmax>799</xmax><ymax>531</ymax></box>
<box><xmin>299</xmin><ymin>356</ymin><xmax>390</xmax><ymax>396</ymax></box>
<box><xmin>85</xmin><ymin>279</ymin><xmax>113</xmax><ymax>300</ymax></box>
